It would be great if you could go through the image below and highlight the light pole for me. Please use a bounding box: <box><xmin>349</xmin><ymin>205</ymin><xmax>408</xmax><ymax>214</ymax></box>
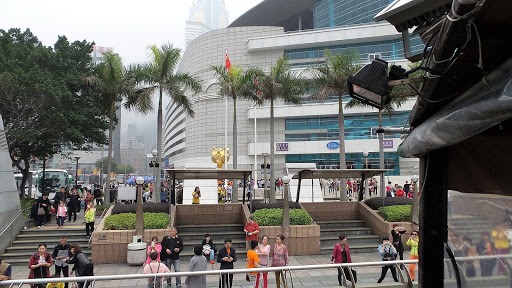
<box><xmin>135</xmin><ymin>176</ymin><xmax>145</xmax><ymax>235</ymax></box>
<box><xmin>363</xmin><ymin>152</ymin><xmax>369</xmax><ymax>200</ymax></box>
<box><xmin>151</xmin><ymin>150</ymin><xmax>159</xmax><ymax>203</ymax></box>
<box><xmin>262</xmin><ymin>153</ymin><xmax>269</xmax><ymax>203</ymax></box>
<box><xmin>410</xmin><ymin>175</ymin><xmax>419</xmax><ymax>223</ymax></box>
<box><xmin>282</xmin><ymin>176</ymin><xmax>290</xmax><ymax>227</ymax></box>
<box><xmin>74</xmin><ymin>156</ymin><xmax>81</xmax><ymax>187</ymax></box>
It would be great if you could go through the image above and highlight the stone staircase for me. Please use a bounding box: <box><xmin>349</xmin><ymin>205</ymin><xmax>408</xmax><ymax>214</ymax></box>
<box><xmin>175</xmin><ymin>223</ymin><xmax>247</xmax><ymax>261</ymax></box>
<box><xmin>448</xmin><ymin>215</ymin><xmax>495</xmax><ymax>241</ymax></box>
<box><xmin>318</xmin><ymin>220</ymin><xmax>382</xmax><ymax>254</ymax></box>
<box><xmin>2</xmin><ymin>227</ymin><xmax>90</xmax><ymax>266</ymax></box>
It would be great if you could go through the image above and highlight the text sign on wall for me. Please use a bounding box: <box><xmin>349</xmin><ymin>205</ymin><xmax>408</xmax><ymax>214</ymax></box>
<box><xmin>383</xmin><ymin>140</ymin><xmax>394</xmax><ymax>148</ymax></box>
<box><xmin>327</xmin><ymin>142</ymin><xmax>340</xmax><ymax>150</ymax></box>
<box><xmin>276</xmin><ymin>142</ymin><xmax>289</xmax><ymax>151</ymax></box>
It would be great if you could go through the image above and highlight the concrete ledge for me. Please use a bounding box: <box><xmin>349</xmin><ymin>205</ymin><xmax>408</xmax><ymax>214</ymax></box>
<box><xmin>358</xmin><ymin>202</ymin><xmax>418</xmax><ymax>250</ymax></box>
<box><xmin>301</xmin><ymin>201</ymin><xmax>359</xmax><ymax>221</ymax></box>
<box><xmin>176</xmin><ymin>204</ymin><xmax>244</xmax><ymax>225</ymax></box>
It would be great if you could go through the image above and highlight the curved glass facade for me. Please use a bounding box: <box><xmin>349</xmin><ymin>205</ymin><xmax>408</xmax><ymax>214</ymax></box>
<box><xmin>313</xmin><ymin>0</ymin><xmax>392</xmax><ymax>28</ymax></box>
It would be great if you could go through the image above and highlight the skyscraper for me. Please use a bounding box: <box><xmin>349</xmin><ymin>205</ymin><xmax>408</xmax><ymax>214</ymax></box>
<box><xmin>185</xmin><ymin>0</ymin><xmax>229</xmax><ymax>47</ymax></box>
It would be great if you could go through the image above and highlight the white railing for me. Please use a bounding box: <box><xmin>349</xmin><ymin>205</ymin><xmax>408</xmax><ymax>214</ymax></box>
<box><xmin>0</xmin><ymin>260</ymin><xmax>418</xmax><ymax>288</ymax></box>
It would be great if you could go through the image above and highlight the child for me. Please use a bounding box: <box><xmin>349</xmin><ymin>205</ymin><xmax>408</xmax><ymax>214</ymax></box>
<box><xmin>56</xmin><ymin>201</ymin><xmax>67</xmax><ymax>229</ymax></box>
<box><xmin>46</xmin><ymin>275</ymin><xmax>64</xmax><ymax>288</ymax></box>
<box><xmin>84</xmin><ymin>203</ymin><xmax>95</xmax><ymax>238</ymax></box>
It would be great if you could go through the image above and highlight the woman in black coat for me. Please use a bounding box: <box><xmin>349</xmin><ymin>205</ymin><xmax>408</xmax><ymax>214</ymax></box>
<box><xmin>66</xmin><ymin>244</ymin><xmax>94</xmax><ymax>288</ymax></box>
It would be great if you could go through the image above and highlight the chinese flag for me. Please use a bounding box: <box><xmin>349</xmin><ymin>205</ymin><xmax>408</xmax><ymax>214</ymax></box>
<box><xmin>225</xmin><ymin>50</ymin><xmax>232</xmax><ymax>71</ymax></box>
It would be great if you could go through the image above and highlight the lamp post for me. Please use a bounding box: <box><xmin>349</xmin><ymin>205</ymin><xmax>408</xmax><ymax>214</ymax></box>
<box><xmin>262</xmin><ymin>153</ymin><xmax>269</xmax><ymax>203</ymax></box>
<box><xmin>410</xmin><ymin>175</ymin><xmax>419</xmax><ymax>223</ymax></box>
<box><xmin>363</xmin><ymin>152</ymin><xmax>369</xmax><ymax>200</ymax></box>
<box><xmin>135</xmin><ymin>176</ymin><xmax>145</xmax><ymax>235</ymax></box>
<box><xmin>282</xmin><ymin>176</ymin><xmax>290</xmax><ymax>227</ymax></box>
<box><xmin>74</xmin><ymin>156</ymin><xmax>81</xmax><ymax>187</ymax></box>
<box><xmin>151</xmin><ymin>150</ymin><xmax>159</xmax><ymax>203</ymax></box>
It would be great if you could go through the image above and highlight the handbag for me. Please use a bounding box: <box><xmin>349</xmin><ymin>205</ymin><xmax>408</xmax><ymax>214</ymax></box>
<box><xmin>37</xmin><ymin>206</ymin><xmax>46</xmax><ymax>215</ymax></box>
<box><xmin>344</xmin><ymin>268</ymin><xmax>357</xmax><ymax>283</ymax></box>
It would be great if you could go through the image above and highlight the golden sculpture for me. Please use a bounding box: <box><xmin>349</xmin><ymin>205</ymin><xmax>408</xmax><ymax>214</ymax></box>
<box><xmin>211</xmin><ymin>147</ymin><xmax>230</xmax><ymax>169</ymax></box>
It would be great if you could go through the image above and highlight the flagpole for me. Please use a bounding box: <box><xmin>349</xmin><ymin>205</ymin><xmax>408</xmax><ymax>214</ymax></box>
<box><xmin>254</xmin><ymin>105</ymin><xmax>257</xmax><ymax>198</ymax></box>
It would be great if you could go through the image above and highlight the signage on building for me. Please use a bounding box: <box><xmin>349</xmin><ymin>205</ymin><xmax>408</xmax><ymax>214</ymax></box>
<box><xmin>327</xmin><ymin>142</ymin><xmax>340</xmax><ymax>150</ymax></box>
<box><xmin>276</xmin><ymin>142</ymin><xmax>289</xmax><ymax>151</ymax></box>
<box><xmin>383</xmin><ymin>140</ymin><xmax>394</xmax><ymax>148</ymax></box>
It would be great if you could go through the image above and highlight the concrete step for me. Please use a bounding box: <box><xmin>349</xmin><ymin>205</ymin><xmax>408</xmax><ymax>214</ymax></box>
<box><xmin>176</xmin><ymin>224</ymin><xmax>244</xmax><ymax>233</ymax></box>
<box><xmin>316</xmin><ymin>220</ymin><xmax>367</xmax><ymax>229</ymax></box>
<box><xmin>20</xmin><ymin>227</ymin><xmax>86</xmax><ymax>234</ymax></box>
<box><xmin>5</xmin><ymin>243</ymin><xmax>90</xmax><ymax>252</ymax></box>
<box><xmin>1</xmin><ymin>249</ymin><xmax>91</xmax><ymax>258</ymax></box>
<box><xmin>321</xmin><ymin>245</ymin><xmax>376</xmax><ymax>254</ymax></box>
<box><xmin>11</xmin><ymin>238</ymin><xmax>89</xmax><ymax>246</ymax></box>
<box><xmin>17</xmin><ymin>232</ymin><xmax>86</xmax><ymax>239</ymax></box>
<box><xmin>176</xmin><ymin>231</ymin><xmax>246</xmax><ymax>242</ymax></box>
<box><xmin>3</xmin><ymin>252</ymin><xmax>91</xmax><ymax>265</ymax></box>
<box><xmin>321</xmin><ymin>235</ymin><xmax>382</xmax><ymax>247</ymax></box>
<box><xmin>321</xmin><ymin>227</ymin><xmax>374</xmax><ymax>236</ymax></box>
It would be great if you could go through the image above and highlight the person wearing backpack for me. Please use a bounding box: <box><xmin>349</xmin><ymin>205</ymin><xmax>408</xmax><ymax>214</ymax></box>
<box><xmin>144</xmin><ymin>251</ymin><xmax>170</xmax><ymax>288</ymax></box>
<box><xmin>66</xmin><ymin>245</ymin><xmax>94</xmax><ymax>288</ymax></box>
<box><xmin>377</xmin><ymin>237</ymin><xmax>399</xmax><ymax>283</ymax></box>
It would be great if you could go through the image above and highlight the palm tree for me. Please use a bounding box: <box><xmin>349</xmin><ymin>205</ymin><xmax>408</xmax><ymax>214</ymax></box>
<box><xmin>255</xmin><ymin>57</ymin><xmax>304</xmax><ymax>203</ymax></box>
<box><xmin>128</xmin><ymin>43</ymin><xmax>201</xmax><ymax>203</ymax></box>
<box><xmin>310</xmin><ymin>49</ymin><xmax>362</xmax><ymax>201</ymax></box>
<box><xmin>84</xmin><ymin>52</ymin><xmax>150</xmax><ymax>204</ymax></box>
<box><xmin>211</xmin><ymin>65</ymin><xmax>259</xmax><ymax>202</ymax></box>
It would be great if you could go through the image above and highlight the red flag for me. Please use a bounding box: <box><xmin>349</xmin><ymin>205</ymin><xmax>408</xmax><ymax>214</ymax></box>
<box><xmin>225</xmin><ymin>50</ymin><xmax>231</xmax><ymax>71</ymax></box>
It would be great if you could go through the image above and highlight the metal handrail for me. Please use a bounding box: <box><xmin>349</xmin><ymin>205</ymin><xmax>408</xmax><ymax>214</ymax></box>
<box><xmin>88</xmin><ymin>207</ymin><xmax>109</xmax><ymax>248</ymax></box>
<box><xmin>0</xmin><ymin>208</ymin><xmax>27</xmax><ymax>239</ymax></box>
<box><xmin>0</xmin><ymin>260</ymin><xmax>418</xmax><ymax>287</ymax></box>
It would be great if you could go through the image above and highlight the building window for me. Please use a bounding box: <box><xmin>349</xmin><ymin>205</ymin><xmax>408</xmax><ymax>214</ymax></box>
<box><xmin>368</xmin><ymin>53</ymin><xmax>381</xmax><ymax>61</ymax></box>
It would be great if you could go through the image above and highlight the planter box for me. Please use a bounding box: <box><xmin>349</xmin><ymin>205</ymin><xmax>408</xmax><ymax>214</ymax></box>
<box><xmin>243</xmin><ymin>205</ymin><xmax>321</xmax><ymax>255</ymax></box>
<box><xmin>301</xmin><ymin>201</ymin><xmax>359</xmax><ymax>221</ymax></box>
<box><xmin>91</xmin><ymin>205</ymin><xmax>172</xmax><ymax>264</ymax></box>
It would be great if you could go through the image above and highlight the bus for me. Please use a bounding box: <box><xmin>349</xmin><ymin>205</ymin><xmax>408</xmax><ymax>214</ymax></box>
<box><xmin>35</xmin><ymin>169</ymin><xmax>73</xmax><ymax>198</ymax></box>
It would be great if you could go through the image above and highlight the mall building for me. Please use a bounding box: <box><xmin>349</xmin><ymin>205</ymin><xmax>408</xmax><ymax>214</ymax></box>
<box><xmin>164</xmin><ymin>0</ymin><xmax>421</xmax><ymax>179</ymax></box>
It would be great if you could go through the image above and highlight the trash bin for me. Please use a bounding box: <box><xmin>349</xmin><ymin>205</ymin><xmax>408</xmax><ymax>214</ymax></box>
<box><xmin>127</xmin><ymin>236</ymin><xmax>147</xmax><ymax>265</ymax></box>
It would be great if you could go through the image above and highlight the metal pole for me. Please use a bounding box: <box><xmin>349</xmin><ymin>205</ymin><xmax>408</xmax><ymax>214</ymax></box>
<box><xmin>263</xmin><ymin>155</ymin><xmax>268</xmax><ymax>203</ymax></box>
<box><xmin>282</xmin><ymin>177</ymin><xmax>290</xmax><ymax>227</ymax></box>
<box><xmin>364</xmin><ymin>154</ymin><xmax>369</xmax><ymax>200</ymax></box>
<box><xmin>136</xmin><ymin>181</ymin><xmax>143</xmax><ymax>235</ymax></box>
<box><xmin>152</xmin><ymin>156</ymin><xmax>157</xmax><ymax>200</ymax></box>
<box><xmin>254</xmin><ymin>105</ymin><xmax>257</xmax><ymax>199</ymax></box>
<box><xmin>224</xmin><ymin>95</ymin><xmax>228</xmax><ymax>168</ymax></box>
<box><xmin>74</xmin><ymin>157</ymin><xmax>79</xmax><ymax>187</ymax></box>
<box><xmin>379</xmin><ymin>110</ymin><xmax>385</xmax><ymax>198</ymax></box>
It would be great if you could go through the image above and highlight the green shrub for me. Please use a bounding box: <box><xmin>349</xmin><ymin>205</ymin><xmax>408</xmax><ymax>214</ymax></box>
<box><xmin>253</xmin><ymin>208</ymin><xmax>312</xmax><ymax>226</ymax></box>
<box><xmin>95</xmin><ymin>204</ymin><xmax>112</xmax><ymax>212</ymax></box>
<box><xmin>104</xmin><ymin>213</ymin><xmax>169</xmax><ymax>230</ymax></box>
<box><xmin>250</xmin><ymin>200</ymin><xmax>302</xmax><ymax>213</ymax></box>
<box><xmin>20</xmin><ymin>198</ymin><xmax>36</xmax><ymax>218</ymax></box>
<box><xmin>378</xmin><ymin>205</ymin><xmax>411</xmax><ymax>222</ymax></box>
<box><xmin>111</xmin><ymin>203</ymin><xmax>169</xmax><ymax>215</ymax></box>
<box><xmin>365</xmin><ymin>197</ymin><xmax>413</xmax><ymax>210</ymax></box>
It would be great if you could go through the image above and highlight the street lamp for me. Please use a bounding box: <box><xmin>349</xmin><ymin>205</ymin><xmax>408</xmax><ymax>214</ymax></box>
<box><xmin>282</xmin><ymin>176</ymin><xmax>290</xmax><ymax>227</ymax></box>
<box><xmin>363</xmin><ymin>152</ymin><xmax>369</xmax><ymax>200</ymax></box>
<box><xmin>410</xmin><ymin>175</ymin><xmax>419</xmax><ymax>223</ymax></box>
<box><xmin>135</xmin><ymin>176</ymin><xmax>145</xmax><ymax>235</ymax></box>
<box><xmin>74</xmin><ymin>156</ymin><xmax>81</xmax><ymax>187</ymax></box>
<box><xmin>261</xmin><ymin>153</ymin><xmax>270</xmax><ymax>203</ymax></box>
<box><xmin>150</xmin><ymin>150</ymin><xmax>160</xmax><ymax>203</ymax></box>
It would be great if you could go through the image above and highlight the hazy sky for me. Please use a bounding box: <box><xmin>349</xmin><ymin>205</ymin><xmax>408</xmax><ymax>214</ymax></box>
<box><xmin>0</xmin><ymin>0</ymin><xmax>263</xmax><ymax>140</ymax></box>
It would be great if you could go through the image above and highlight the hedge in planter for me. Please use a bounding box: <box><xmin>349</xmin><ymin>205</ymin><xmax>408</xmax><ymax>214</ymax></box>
<box><xmin>253</xmin><ymin>208</ymin><xmax>312</xmax><ymax>226</ymax></box>
<box><xmin>104</xmin><ymin>212</ymin><xmax>169</xmax><ymax>230</ymax></box>
<box><xmin>365</xmin><ymin>197</ymin><xmax>413</xmax><ymax>210</ymax></box>
<box><xmin>250</xmin><ymin>200</ymin><xmax>302</xmax><ymax>213</ymax></box>
<box><xmin>378</xmin><ymin>205</ymin><xmax>411</xmax><ymax>222</ymax></box>
<box><xmin>111</xmin><ymin>203</ymin><xmax>169</xmax><ymax>215</ymax></box>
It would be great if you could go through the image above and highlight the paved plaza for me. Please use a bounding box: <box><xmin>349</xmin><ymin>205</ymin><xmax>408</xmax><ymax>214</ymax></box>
<box><xmin>7</xmin><ymin>251</ymin><xmax>413</xmax><ymax>287</ymax></box>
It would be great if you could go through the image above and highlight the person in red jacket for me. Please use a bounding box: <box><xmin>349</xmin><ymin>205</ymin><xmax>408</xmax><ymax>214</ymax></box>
<box><xmin>396</xmin><ymin>187</ymin><xmax>405</xmax><ymax>198</ymax></box>
<box><xmin>331</xmin><ymin>234</ymin><xmax>354</xmax><ymax>285</ymax></box>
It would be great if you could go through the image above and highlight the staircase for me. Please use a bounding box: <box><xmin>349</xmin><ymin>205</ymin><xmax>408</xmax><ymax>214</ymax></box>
<box><xmin>2</xmin><ymin>227</ymin><xmax>90</xmax><ymax>266</ymax></box>
<box><xmin>448</xmin><ymin>215</ymin><xmax>495</xmax><ymax>241</ymax></box>
<box><xmin>318</xmin><ymin>220</ymin><xmax>382</xmax><ymax>254</ymax></box>
<box><xmin>175</xmin><ymin>223</ymin><xmax>247</xmax><ymax>261</ymax></box>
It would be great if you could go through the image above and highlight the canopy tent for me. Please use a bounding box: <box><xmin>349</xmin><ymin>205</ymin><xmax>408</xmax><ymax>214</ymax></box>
<box><xmin>164</xmin><ymin>169</ymin><xmax>254</xmax><ymax>204</ymax></box>
<box><xmin>292</xmin><ymin>169</ymin><xmax>389</xmax><ymax>202</ymax></box>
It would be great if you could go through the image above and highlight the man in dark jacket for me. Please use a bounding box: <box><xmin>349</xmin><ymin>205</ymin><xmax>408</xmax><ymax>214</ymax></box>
<box><xmin>67</xmin><ymin>188</ymin><xmax>80</xmax><ymax>222</ymax></box>
<box><xmin>391</xmin><ymin>224</ymin><xmax>406</xmax><ymax>261</ymax></box>
<box><xmin>217</xmin><ymin>239</ymin><xmax>237</xmax><ymax>288</ymax></box>
<box><xmin>161</xmin><ymin>227</ymin><xmax>183</xmax><ymax>288</ymax></box>
<box><xmin>52</xmin><ymin>235</ymin><xmax>71</xmax><ymax>288</ymax></box>
<box><xmin>201</xmin><ymin>234</ymin><xmax>216</xmax><ymax>264</ymax></box>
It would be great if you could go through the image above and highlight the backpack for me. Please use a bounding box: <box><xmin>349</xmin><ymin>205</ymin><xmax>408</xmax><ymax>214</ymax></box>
<box><xmin>148</xmin><ymin>263</ymin><xmax>163</xmax><ymax>288</ymax></box>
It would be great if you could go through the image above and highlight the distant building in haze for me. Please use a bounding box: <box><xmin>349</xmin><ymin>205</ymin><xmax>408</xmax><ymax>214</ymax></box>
<box><xmin>185</xmin><ymin>0</ymin><xmax>229</xmax><ymax>47</ymax></box>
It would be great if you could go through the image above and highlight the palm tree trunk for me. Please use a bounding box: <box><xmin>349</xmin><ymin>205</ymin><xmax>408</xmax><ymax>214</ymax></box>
<box><xmin>338</xmin><ymin>94</ymin><xmax>348</xmax><ymax>201</ymax></box>
<box><xmin>378</xmin><ymin>110</ymin><xmax>385</xmax><ymax>198</ymax></box>
<box><xmin>105</xmin><ymin>101</ymin><xmax>115</xmax><ymax>204</ymax></box>
<box><xmin>270</xmin><ymin>98</ymin><xmax>276</xmax><ymax>203</ymax></box>
<box><xmin>155</xmin><ymin>88</ymin><xmax>163</xmax><ymax>203</ymax></box>
<box><xmin>232</xmin><ymin>95</ymin><xmax>238</xmax><ymax>203</ymax></box>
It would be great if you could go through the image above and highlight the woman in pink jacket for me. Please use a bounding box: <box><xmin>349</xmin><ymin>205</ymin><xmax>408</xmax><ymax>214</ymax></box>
<box><xmin>331</xmin><ymin>234</ymin><xmax>354</xmax><ymax>285</ymax></box>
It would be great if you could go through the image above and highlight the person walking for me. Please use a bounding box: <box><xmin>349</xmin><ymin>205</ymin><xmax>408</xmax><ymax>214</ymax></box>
<box><xmin>247</xmin><ymin>240</ymin><xmax>261</xmax><ymax>288</ymax></box>
<box><xmin>244</xmin><ymin>216</ymin><xmax>260</xmax><ymax>250</ymax></box>
<box><xmin>186</xmin><ymin>245</ymin><xmax>207</xmax><ymax>288</ymax></box>
<box><xmin>52</xmin><ymin>236</ymin><xmax>71</xmax><ymax>288</ymax></box>
<box><xmin>192</xmin><ymin>187</ymin><xmax>201</xmax><ymax>204</ymax></box>
<box><xmin>161</xmin><ymin>227</ymin><xmax>183</xmax><ymax>288</ymax></box>
<box><xmin>67</xmin><ymin>189</ymin><xmax>80</xmax><ymax>223</ymax></box>
<box><xmin>256</xmin><ymin>235</ymin><xmax>271</xmax><ymax>288</ymax></box>
<box><xmin>201</xmin><ymin>234</ymin><xmax>216</xmax><ymax>264</ymax></box>
<box><xmin>476</xmin><ymin>232</ymin><xmax>497</xmax><ymax>276</ymax></box>
<box><xmin>28</xmin><ymin>243</ymin><xmax>53</xmax><ymax>288</ymax></box>
<box><xmin>492</xmin><ymin>223</ymin><xmax>510</xmax><ymax>275</ymax></box>
<box><xmin>144</xmin><ymin>251</ymin><xmax>170</xmax><ymax>288</ymax></box>
<box><xmin>406</xmin><ymin>231</ymin><xmax>419</xmax><ymax>281</ymax></box>
<box><xmin>66</xmin><ymin>245</ymin><xmax>94</xmax><ymax>288</ymax></box>
<box><xmin>84</xmin><ymin>203</ymin><xmax>95</xmax><ymax>238</ymax></box>
<box><xmin>217</xmin><ymin>239</ymin><xmax>237</xmax><ymax>288</ymax></box>
<box><xmin>145</xmin><ymin>236</ymin><xmax>162</xmax><ymax>266</ymax></box>
<box><xmin>271</xmin><ymin>234</ymin><xmax>289</xmax><ymax>288</ymax></box>
<box><xmin>331</xmin><ymin>234</ymin><xmax>354</xmax><ymax>286</ymax></box>
<box><xmin>56</xmin><ymin>201</ymin><xmax>67</xmax><ymax>229</ymax></box>
<box><xmin>93</xmin><ymin>186</ymin><xmax>103</xmax><ymax>206</ymax></box>
<box><xmin>35</xmin><ymin>194</ymin><xmax>51</xmax><ymax>228</ymax></box>
<box><xmin>391</xmin><ymin>224</ymin><xmax>406</xmax><ymax>261</ymax></box>
<box><xmin>377</xmin><ymin>237</ymin><xmax>399</xmax><ymax>283</ymax></box>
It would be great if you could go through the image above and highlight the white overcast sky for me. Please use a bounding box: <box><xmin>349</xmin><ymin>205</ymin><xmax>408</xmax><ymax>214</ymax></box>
<box><xmin>0</xmin><ymin>0</ymin><xmax>263</xmax><ymax>140</ymax></box>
